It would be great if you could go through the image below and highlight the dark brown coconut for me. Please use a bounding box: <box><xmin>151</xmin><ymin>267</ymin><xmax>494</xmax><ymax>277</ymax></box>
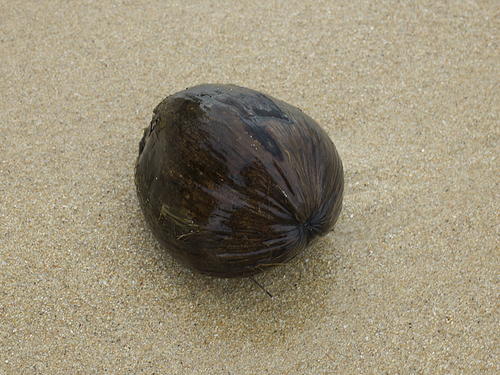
<box><xmin>135</xmin><ymin>84</ymin><xmax>344</xmax><ymax>278</ymax></box>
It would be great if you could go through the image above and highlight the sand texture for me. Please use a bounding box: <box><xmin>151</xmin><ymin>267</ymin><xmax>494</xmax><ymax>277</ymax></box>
<box><xmin>1</xmin><ymin>0</ymin><xmax>499</xmax><ymax>373</ymax></box>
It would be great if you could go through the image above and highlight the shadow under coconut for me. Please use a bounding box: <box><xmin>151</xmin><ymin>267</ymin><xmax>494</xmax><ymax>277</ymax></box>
<box><xmin>151</xmin><ymin>235</ymin><xmax>342</xmax><ymax>347</ymax></box>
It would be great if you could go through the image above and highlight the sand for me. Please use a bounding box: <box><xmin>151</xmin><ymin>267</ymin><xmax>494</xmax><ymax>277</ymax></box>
<box><xmin>1</xmin><ymin>0</ymin><xmax>499</xmax><ymax>373</ymax></box>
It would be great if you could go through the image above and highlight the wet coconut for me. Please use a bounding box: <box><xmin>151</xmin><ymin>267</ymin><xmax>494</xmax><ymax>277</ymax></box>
<box><xmin>135</xmin><ymin>84</ymin><xmax>344</xmax><ymax>278</ymax></box>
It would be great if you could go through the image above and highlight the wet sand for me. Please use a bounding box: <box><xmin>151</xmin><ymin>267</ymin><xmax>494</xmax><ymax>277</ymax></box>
<box><xmin>1</xmin><ymin>0</ymin><xmax>499</xmax><ymax>373</ymax></box>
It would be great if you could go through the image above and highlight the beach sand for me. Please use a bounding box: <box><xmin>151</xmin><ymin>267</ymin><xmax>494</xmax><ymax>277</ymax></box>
<box><xmin>1</xmin><ymin>0</ymin><xmax>499</xmax><ymax>373</ymax></box>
